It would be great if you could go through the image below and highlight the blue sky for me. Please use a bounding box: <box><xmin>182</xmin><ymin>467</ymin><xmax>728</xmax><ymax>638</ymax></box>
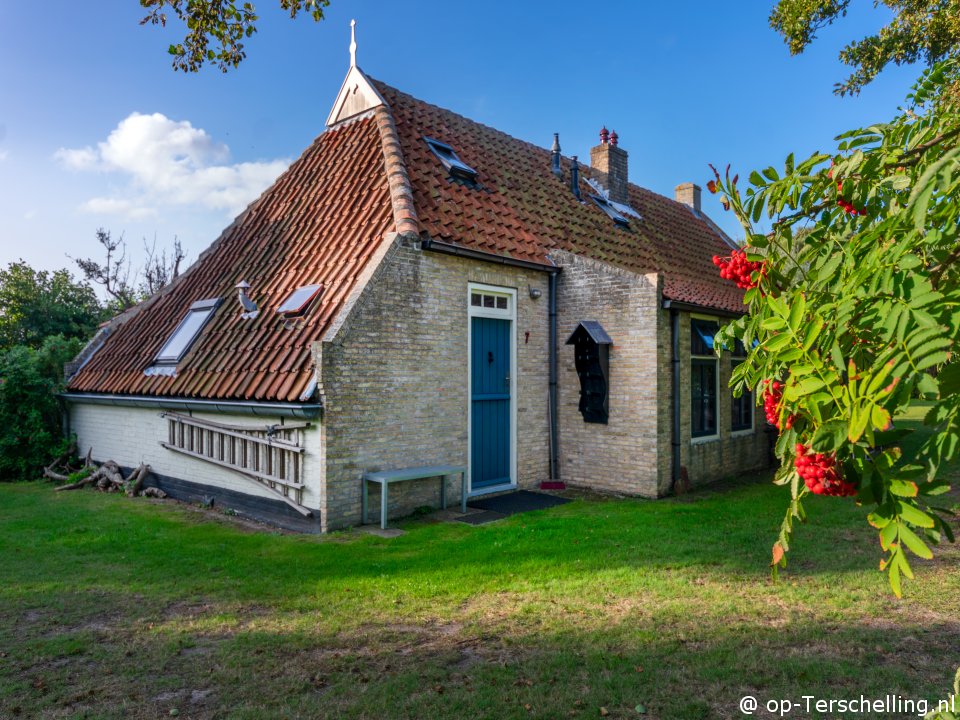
<box><xmin>0</xmin><ymin>1</ymin><xmax>919</xmax><ymax>278</ymax></box>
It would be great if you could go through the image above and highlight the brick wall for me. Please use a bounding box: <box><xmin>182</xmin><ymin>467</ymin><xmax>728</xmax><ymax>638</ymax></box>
<box><xmin>656</xmin><ymin>309</ymin><xmax>770</xmax><ymax>493</ymax></box>
<box><xmin>318</xmin><ymin>238</ymin><xmax>551</xmax><ymax>531</ymax></box>
<box><xmin>68</xmin><ymin>403</ymin><xmax>322</xmax><ymax>509</ymax></box>
<box><xmin>553</xmin><ymin>251</ymin><xmax>661</xmax><ymax>496</ymax></box>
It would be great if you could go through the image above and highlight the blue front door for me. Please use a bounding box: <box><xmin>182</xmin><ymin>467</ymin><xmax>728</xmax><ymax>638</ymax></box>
<box><xmin>471</xmin><ymin>316</ymin><xmax>511</xmax><ymax>490</ymax></box>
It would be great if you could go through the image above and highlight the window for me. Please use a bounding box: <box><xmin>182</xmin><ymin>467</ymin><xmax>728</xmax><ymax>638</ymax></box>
<box><xmin>276</xmin><ymin>284</ymin><xmax>323</xmax><ymax>316</ymax></box>
<box><xmin>154</xmin><ymin>298</ymin><xmax>220</xmax><ymax>364</ymax></box>
<box><xmin>424</xmin><ymin>137</ymin><xmax>477</xmax><ymax>182</ymax></box>
<box><xmin>590</xmin><ymin>195</ymin><xmax>630</xmax><ymax>227</ymax></box>
<box><xmin>691</xmin><ymin>318</ymin><xmax>719</xmax><ymax>438</ymax></box>
<box><xmin>471</xmin><ymin>291</ymin><xmax>508</xmax><ymax>310</ymax></box>
<box><xmin>731</xmin><ymin>339</ymin><xmax>753</xmax><ymax>432</ymax></box>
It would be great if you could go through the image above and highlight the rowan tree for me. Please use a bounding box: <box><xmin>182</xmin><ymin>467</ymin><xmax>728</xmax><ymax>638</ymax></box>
<box><xmin>710</xmin><ymin>61</ymin><xmax>960</xmax><ymax>598</ymax></box>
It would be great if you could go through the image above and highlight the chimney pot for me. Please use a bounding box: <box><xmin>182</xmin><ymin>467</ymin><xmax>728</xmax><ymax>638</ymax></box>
<box><xmin>570</xmin><ymin>156</ymin><xmax>582</xmax><ymax>201</ymax></box>
<box><xmin>599</xmin><ymin>126</ymin><xmax>609</xmax><ymax>145</ymax></box>
<box><xmin>675</xmin><ymin>183</ymin><xmax>702</xmax><ymax>215</ymax></box>
<box><xmin>609</xmin><ymin>130</ymin><xmax>619</xmax><ymax>147</ymax></box>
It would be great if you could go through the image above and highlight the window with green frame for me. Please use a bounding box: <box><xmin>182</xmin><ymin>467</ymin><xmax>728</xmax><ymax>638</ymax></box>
<box><xmin>731</xmin><ymin>339</ymin><xmax>753</xmax><ymax>431</ymax></box>
<box><xmin>691</xmin><ymin>318</ymin><xmax>719</xmax><ymax>438</ymax></box>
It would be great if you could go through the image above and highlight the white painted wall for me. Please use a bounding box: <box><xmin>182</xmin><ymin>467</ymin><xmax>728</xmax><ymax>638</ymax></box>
<box><xmin>68</xmin><ymin>403</ymin><xmax>322</xmax><ymax>511</ymax></box>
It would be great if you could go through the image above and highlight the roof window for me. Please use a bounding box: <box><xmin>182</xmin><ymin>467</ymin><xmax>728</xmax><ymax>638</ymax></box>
<box><xmin>276</xmin><ymin>284</ymin><xmax>323</xmax><ymax>317</ymax></box>
<box><xmin>590</xmin><ymin>195</ymin><xmax>630</xmax><ymax>228</ymax></box>
<box><xmin>424</xmin><ymin>137</ymin><xmax>477</xmax><ymax>182</ymax></box>
<box><xmin>154</xmin><ymin>298</ymin><xmax>220</xmax><ymax>365</ymax></box>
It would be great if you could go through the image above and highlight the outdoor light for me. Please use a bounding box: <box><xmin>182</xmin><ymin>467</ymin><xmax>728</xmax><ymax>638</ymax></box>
<box><xmin>528</xmin><ymin>287</ymin><xmax>542</xmax><ymax>300</ymax></box>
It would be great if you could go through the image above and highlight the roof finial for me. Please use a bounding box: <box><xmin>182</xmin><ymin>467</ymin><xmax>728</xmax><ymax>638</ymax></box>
<box><xmin>349</xmin><ymin>19</ymin><xmax>358</xmax><ymax>68</ymax></box>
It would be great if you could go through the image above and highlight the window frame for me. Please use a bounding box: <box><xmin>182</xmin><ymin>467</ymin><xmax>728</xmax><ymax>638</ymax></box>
<box><xmin>153</xmin><ymin>298</ymin><xmax>220</xmax><ymax>366</ymax></box>
<box><xmin>424</xmin><ymin>136</ymin><xmax>478</xmax><ymax>182</ymax></box>
<box><xmin>730</xmin><ymin>341</ymin><xmax>754</xmax><ymax>434</ymax></box>
<box><xmin>690</xmin><ymin>317</ymin><xmax>720</xmax><ymax>442</ymax></box>
<box><xmin>589</xmin><ymin>195</ymin><xmax>630</xmax><ymax>228</ymax></box>
<box><xmin>276</xmin><ymin>283</ymin><xmax>324</xmax><ymax>317</ymax></box>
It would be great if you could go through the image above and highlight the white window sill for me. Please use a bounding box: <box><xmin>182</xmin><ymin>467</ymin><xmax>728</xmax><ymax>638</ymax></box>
<box><xmin>730</xmin><ymin>427</ymin><xmax>756</xmax><ymax>438</ymax></box>
<box><xmin>691</xmin><ymin>434</ymin><xmax>720</xmax><ymax>445</ymax></box>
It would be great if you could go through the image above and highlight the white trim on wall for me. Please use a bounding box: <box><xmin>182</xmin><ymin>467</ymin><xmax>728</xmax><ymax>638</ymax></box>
<box><xmin>466</xmin><ymin>282</ymin><xmax>518</xmax><ymax>496</ymax></box>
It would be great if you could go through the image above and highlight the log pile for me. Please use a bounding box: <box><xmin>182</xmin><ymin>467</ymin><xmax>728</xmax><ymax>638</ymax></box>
<box><xmin>45</xmin><ymin>447</ymin><xmax>166</xmax><ymax>498</ymax></box>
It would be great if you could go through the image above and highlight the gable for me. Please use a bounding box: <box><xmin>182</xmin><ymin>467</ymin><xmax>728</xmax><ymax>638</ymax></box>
<box><xmin>67</xmin><ymin>115</ymin><xmax>395</xmax><ymax>402</ymax></box>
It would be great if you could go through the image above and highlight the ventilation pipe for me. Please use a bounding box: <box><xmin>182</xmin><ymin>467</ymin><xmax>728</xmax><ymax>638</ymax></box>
<box><xmin>570</xmin><ymin>156</ymin><xmax>581</xmax><ymax>201</ymax></box>
<box><xmin>551</xmin><ymin>133</ymin><xmax>562</xmax><ymax>178</ymax></box>
<box><xmin>236</xmin><ymin>280</ymin><xmax>259</xmax><ymax>319</ymax></box>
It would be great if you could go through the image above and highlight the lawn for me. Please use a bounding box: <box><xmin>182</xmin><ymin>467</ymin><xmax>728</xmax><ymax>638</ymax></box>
<box><xmin>1</xmin><ymin>409</ymin><xmax>958</xmax><ymax>719</ymax></box>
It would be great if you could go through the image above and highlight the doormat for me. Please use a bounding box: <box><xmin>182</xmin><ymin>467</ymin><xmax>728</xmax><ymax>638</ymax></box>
<box><xmin>455</xmin><ymin>510</ymin><xmax>507</xmax><ymax>525</ymax></box>
<box><xmin>467</xmin><ymin>490</ymin><xmax>571</xmax><ymax>516</ymax></box>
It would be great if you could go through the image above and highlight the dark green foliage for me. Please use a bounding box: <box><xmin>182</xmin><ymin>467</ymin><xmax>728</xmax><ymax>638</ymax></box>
<box><xmin>0</xmin><ymin>261</ymin><xmax>103</xmax><ymax>351</ymax></box>
<box><xmin>0</xmin><ymin>335</ymin><xmax>83</xmax><ymax>480</ymax></box>
<box><xmin>770</xmin><ymin>0</ymin><xmax>960</xmax><ymax>94</ymax></box>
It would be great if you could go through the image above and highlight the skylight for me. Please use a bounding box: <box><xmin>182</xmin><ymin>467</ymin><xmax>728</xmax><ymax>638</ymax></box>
<box><xmin>590</xmin><ymin>195</ymin><xmax>630</xmax><ymax>228</ymax></box>
<box><xmin>154</xmin><ymin>298</ymin><xmax>220</xmax><ymax>365</ymax></box>
<box><xmin>424</xmin><ymin>137</ymin><xmax>477</xmax><ymax>182</ymax></box>
<box><xmin>276</xmin><ymin>284</ymin><xmax>323</xmax><ymax>316</ymax></box>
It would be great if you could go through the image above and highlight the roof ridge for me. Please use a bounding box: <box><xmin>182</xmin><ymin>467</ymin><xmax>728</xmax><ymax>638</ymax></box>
<box><xmin>372</xmin><ymin>104</ymin><xmax>419</xmax><ymax>237</ymax></box>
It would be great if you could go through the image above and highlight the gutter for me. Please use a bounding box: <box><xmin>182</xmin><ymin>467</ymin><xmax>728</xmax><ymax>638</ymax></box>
<box><xmin>421</xmin><ymin>238</ymin><xmax>561</xmax><ymax>275</ymax></box>
<box><xmin>661</xmin><ymin>298</ymin><xmax>744</xmax><ymax>319</ymax></box>
<box><xmin>548</xmin><ymin>271</ymin><xmax>560</xmax><ymax>481</ymax></box>
<box><xmin>61</xmin><ymin>392</ymin><xmax>322</xmax><ymax>420</ymax></box>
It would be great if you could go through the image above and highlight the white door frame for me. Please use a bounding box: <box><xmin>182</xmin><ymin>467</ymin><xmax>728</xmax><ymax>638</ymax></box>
<box><xmin>466</xmin><ymin>282</ymin><xmax>518</xmax><ymax>496</ymax></box>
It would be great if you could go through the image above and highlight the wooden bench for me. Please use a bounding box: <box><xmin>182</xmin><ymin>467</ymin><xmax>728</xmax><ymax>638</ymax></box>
<box><xmin>361</xmin><ymin>465</ymin><xmax>467</xmax><ymax>530</ymax></box>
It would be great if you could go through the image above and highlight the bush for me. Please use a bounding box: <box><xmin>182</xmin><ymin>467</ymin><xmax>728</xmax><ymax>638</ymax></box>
<box><xmin>0</xmin><ymin>335</ymin><xmax>83</xmax><ymax>480</ymax></box>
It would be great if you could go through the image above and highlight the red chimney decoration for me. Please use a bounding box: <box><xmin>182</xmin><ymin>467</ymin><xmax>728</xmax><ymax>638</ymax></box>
<box><xmin>599</xmin><ymin>126</ymin><xmax>609</xmax><ymax>145</ymax></box>
<box><xmin>609</xmin><ymin>130</ymin><xmax>619</xmax><ymax>147</ymax></box>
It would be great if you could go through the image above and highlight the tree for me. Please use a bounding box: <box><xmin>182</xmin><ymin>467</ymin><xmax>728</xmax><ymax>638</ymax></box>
<box><xmin>74</xmin><ymin>228</ymin><xmax>185</xmax><ymax>312</ymax></box>
<box><xmin>139</xmin><ymin>0</ymin><xmax>330</xmax><ymax>73</ymax></box>
<box><xmin>0</xmin><ymin>335</ymin><xmax>84</xmax><ymax>480</ymax></box>
<box><xmin>770</xmin><ymin>0</ymin><xmax>960</xmax><ymax>95</ymax></box>
<box><xmin>0</xmin><ymin>262</ymin><xmax>103</xmax><ymax>351</ymax></box>
<box><xmin>710</xmin><ymin>61</ymin><xmax>959</xmax><ymax>598</ymax></box>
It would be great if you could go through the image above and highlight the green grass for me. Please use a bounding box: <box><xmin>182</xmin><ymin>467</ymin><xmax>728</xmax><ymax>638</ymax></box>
<box><xmin>1</xmin><ymin>419</ymin><xmax>958</xmax><ymax>719</ymax></box>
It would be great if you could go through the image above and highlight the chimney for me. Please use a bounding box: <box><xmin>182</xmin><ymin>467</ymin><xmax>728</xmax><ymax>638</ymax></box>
<box><xmin>590</xmin><ymin>126</ymin><xmax>629</xmax><ymax>204</ymax></box>
<box><xmin>675</xmin><ymin>183</ymin><xmax>702</xmax><ymax>215</ymax></box>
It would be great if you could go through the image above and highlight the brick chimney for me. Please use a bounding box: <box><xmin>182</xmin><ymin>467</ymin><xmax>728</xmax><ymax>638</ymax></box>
<box><xmin>590</xmin><ymin>126</ymin><xmax>629</xmax><ymax>204</ymax></box>
<box><xmin>675</xmin><ymin>182</ymin><xmax>702</xmax><ymax>215</ymax></box>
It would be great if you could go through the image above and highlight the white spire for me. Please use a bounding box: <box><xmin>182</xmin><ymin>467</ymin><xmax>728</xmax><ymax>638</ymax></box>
<box><xmin>349</xmin><ymin>19</ymin><xmax>357</xmax><ymax>68</ymax></box>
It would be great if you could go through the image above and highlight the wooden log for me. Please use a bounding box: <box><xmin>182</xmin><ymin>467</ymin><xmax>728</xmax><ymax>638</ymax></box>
<box><xmin>54</xmin><ymin>470</ymin><xmax>103</xmax><ymax>492</ymax></box>
<box><xmin>43</xmin><ymin>467</ymin><xmax>71</xmax><ymax>483</ymax></box>
<box><xmin>125</xmin><ymin>464</ymin><xmax>151</xmax><ymax>496</ymax></box>
<box><xmin>42</xmin><ymin>441</ymin><xmax>78</xmax><ymax>482</ymax></box>
<box><xmin>84</xmin><ymin>447</ymin><xmax>94</xmax><ymax>469</ymax></box>
<box><xmin>142</xmin><ymin>487</ymin><xmax>167</xmax><ymax>499</ymax></box>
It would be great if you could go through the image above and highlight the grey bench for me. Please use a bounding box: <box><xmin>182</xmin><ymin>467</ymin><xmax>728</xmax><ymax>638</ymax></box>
<box><xmin>361</xmin><ymin>465</ymin><xmax>467</xmax><ymax>530</ymax></box>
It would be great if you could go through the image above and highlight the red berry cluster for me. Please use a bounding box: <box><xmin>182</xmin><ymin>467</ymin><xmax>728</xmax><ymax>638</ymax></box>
<box><xmin>836</xmin><ymin>180</ymin><xmax>866</xmax><ymax>216</ymax></box>
<box><xmin>762</xmin><ymin>380</ymin><xmax>794</xmax><ymax>430</ymax></box>
<box><xmin>794</xmin><ymin>444</ymin><xmax>857</xmax><ymax>497</ymax></box>
<box><xmin>712</xmin><ymin>250</ymin><xmax>765</xmax><ymax>290</ymax></box>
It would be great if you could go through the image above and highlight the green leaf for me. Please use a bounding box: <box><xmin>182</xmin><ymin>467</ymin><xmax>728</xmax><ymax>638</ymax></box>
<box><xmin>811</xmin><ymin>419</ymin><xmax>847</xmax><ymax>452</ymax></box>
<box><xmin>888</xmin><ymin>559</ymin><xmax>902</xmax><ymax>598</ymax></box>
<box><xmin>899</xmin><ymin>524</ymin><xmax>933</xmax><ymax>559</ymax></box>
<box><xmin>880</xmin><ymin>521</ymin><xmax>898</xmax><ymax>551</ymax></box>
<box><xmin>889</xmin><ymin>479</ymin><xmax>918</xmax><ymax>497</ymax></box>
<box><xmin>898</xmin><ymin>501</ymin><xmax>935</xmax><ymax>528</ymax></box>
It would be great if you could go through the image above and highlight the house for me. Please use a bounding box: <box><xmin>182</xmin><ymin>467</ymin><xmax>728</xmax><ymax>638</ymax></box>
<box><xmin>63</xmin><ymin>27</ymin><xmax>769</xmax><ymax>532</ymax></box>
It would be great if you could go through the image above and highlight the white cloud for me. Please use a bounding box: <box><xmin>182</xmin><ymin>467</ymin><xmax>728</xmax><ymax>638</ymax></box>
<box><xmin>80</xmin><ymin>197</ymin><xmax>156</xmax><ymax>219</ymax></box>
<box><xmin>55</xmin><ymin>112</ymin><xmax>289</xmax><ymax>216</ymax></box>
<box><xmin>53</xmin><ymin>146</ymin><xmax>97</xmax><ymax>170</ymax></box>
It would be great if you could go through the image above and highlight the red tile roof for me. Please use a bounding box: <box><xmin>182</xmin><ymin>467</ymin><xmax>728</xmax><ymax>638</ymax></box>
<box><xmin>68</xmin><ymin>114</ymin><xmax>395</xmax><ymax>402</ymax></box>
<box><xmin>68</xmin><ymin>74</ymin><xmax>744</xmax><ymax>402</ymax></box>
<box><xmin>373</xmin><ymin>81</ymin><xmax>745</xmax><ymax>313</ymax></box>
